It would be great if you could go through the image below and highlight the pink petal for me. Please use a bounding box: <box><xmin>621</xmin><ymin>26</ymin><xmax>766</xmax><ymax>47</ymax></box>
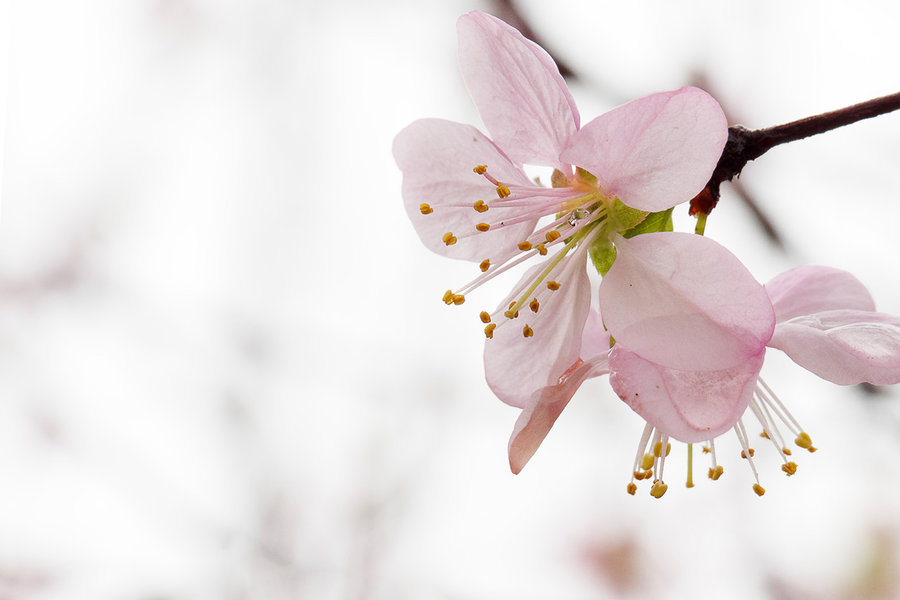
<box><xmin>769</xmin><ymin>310</ymin><xmax>900</xmax><ymax>385</ymax></box>
<box><xmin>609</xmin><ymin>346</ymin><xmax>764</xmax><ymax>443</ymax></box>
<box><xmin>560</xmin><ymin>87</ymin><xmax>727</xmax><ymax>212</ymax></box>
<box><xmin>599</xmin><ymin>232</ymin><xmax>775</xmax><ymax>371</ymax></box>
<box><xmin>508</xmin><ymin>355</ymin><xmax>610</xmax><ymax>474</ymax></box>
<box><xmin>484</xmin><ymin>255</ymin><xmax>592</xmax><ymax>408</ymax></box>
<box><xmin>393</xmin><ymin>118</ymin><xmax>537</xmax><ymax>262</ymax></box>
<box><xmin>765</xmin><ymin>265</ymin><xmax>876</xmax><ymax>323</ymax></box>
<box><xmin>457</xmin><ymin>11</ymin><xmax>579</xmax><ymax>168</ymax></box>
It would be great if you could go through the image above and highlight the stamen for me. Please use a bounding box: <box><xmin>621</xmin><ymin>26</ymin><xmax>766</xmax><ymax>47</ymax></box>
<box><xmin>419</xmin><ymin>203</ymin><xmax>433</xmax><ymax>215</ymax></box>
<box><xmin>475</xmin><ymin>223</ymin><xmax>490</xmax><ymax>232</ymax></box>
<box><xmin>518</xmin><ymin>241</ymin><xmax>533</xmax><ymax>251</ymax></box>
<box><xmin>473</xmin><ymin>200</ymin><xmax>488</xmax><ymax>213</ymax></box>
<box><xmin>522</xmin><ymin>325</ymin><xmax>534</xmax><ymax>338</ymax></box>
<box><xmin>484</xmin><ymin>323</ymin><xmax>496</xmax><ymax>339</ymax></box>
<box><xmin>545</xmin><ymin>230</ymin><xmax>561</xmax><ymax>243</ymax></box>
<box><xmin>496</xmin><ymin>185</ymin><xmax>511</xmax><ymax>198</ymax></box>
<box><xmin>473</xmin><ymin>165</ymin><xmax>487</xmax><ymax>174</ymax></box>
<box><xmin>479</xmin><ymin>259</ymin><xmax>490</xmax><ymax>272</ymax></box>
<box><xmin>479</xmin><ymin>311</ymin><xmax>491</xmax><ymax>324</ymax></box>
<box><xmin>547</xmin><ymin>281</ymin><xmax>560</xmax><ymax>291</ymax></box>
<box><xmin>529</xmin><ymin>298</ymin><xmax>540</xmax><ymax>313</ymax></box>
<box><xmin>536</xmin><ymin>243</ymin><xmax>548</xmax><ymax>256</ymax></box>
<box><xmin>442</xmin><ymin>232</ymin><xmax>457</xmax><ymax>246</ymax></box>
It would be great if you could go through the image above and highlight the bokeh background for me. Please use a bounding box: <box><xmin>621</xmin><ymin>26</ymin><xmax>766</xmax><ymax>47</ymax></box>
<box><xmin>2</xmin><ymin>0</ymin><xmax>900</xmax><ymax>598</ymax></box>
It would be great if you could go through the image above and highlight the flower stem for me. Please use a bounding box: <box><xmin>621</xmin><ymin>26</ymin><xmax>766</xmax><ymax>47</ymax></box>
<box><xmin>691</xmin><ymin>90</ymin><xmax>900</xmax><ymax>215</ymax></box>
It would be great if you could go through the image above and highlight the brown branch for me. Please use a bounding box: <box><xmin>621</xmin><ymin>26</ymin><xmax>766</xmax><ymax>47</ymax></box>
<box><xmin>691</xmin><ymin>91</ymin><xmax>900</xmax><ymax>216</ymax></box>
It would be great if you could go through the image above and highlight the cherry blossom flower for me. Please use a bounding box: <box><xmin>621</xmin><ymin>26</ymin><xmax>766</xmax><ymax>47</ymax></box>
<box><xmin>510</xmin><ymin>232</ymin><xmax>900</xmax><ymax>497</ymax></box>
<box><xmin>393</xmin><ymin>10</ymin><xmax>727</xmax><ymax>410</ymax></box>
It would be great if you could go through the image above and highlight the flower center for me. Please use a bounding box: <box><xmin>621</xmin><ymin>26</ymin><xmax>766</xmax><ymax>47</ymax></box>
<box><xmin>420</xmin><ymin>164</ymin><xmax>619</xmax><ymax>339</ymax></box>
<box><xmin>627</xmin><ymin>378</ymin><xmax>816</xmax><ymax>498</ymax></box>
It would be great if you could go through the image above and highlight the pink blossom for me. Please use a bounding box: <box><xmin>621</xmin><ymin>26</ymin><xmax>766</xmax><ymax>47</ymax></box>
<box><xmin>511</xmin><ymin>232</ymin><xmax>900</xmax><ymax>497</ymax></box>
<box><xmin>393</xmin><ymin>11</ymin><xmax>727</xmax><ymax>410</ymax></box>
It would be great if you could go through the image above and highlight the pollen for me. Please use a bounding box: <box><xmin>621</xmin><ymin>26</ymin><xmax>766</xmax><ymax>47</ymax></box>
<box><xmin>479</xmin><ymin>311</ymin><xmax>491</xmax><ymax>324</ymax></box>
<box><xmin>484</xmin><ymin>323</ymin><xmax>496</xmax><ymax>339</ymax></box>
<box><xmin>419</xmin><ymin>203</ymin><xmax>433</xmax><ymax>215</ymax></box>
<box><xmin>517</xmin><ymin>241</ymin><xmax>533</xmax><ymax>251</ymax></box>
<box><xmin>626</xmin><ymin>483</ymin><xmax>637</xmax><ymax>496</ymax></box>
<box><xmin>753</xmin><ymin>484</ymin><xmax>766</xmax><ymax>496</ymax></box>
<box><xmin>741</xmin><ymin>448</ymin><xmax>755</xmax><ymax>459</ymax></box>
<box><xmin>650</xmin><ymin>480</ymin><xmax>668</xmax><ymax>499</ymax></box>
<box><xmin>475</xmin><ymin>223</ymin><xmax>490</xmax><ymax>232</ymax></box>
<box><xmin>640</xmin><ymin>454</ymin><xmax>654</xmax><ymax>470</ymax></box>
<box><xmin>536</xmin><ymin>243</ymin><xmax>548</xmax><ymax>255</ymax></box>
<box><xmin>496</xmin><ymin>185</ymin><xmax>511</xmax><ymax>198</ymax></box>
<box><xmin>708</xmin><ymin>465</ymin><xmax>724</xmax><ymax>480</ymax></box>
<box><xmin>522</xmin><ymin>325</ymin><xmax>534</xmax><ymax>338</ymax></box>
<box><xmin>545</xmin><ymin>230</ymin><xmax>561</xmax><ymax>243</ymax></box>
<box><xmin>529</xmin><ymin>298</ymin><xmax>540</xmax><ymax>313</ymax></box>
<box><xmin>547</xmin><ymin>281</ymin><xmax>560</xmax><ymax>291</ymax></box>
<box><xmin>795</xmin><ymin>432</ymin><xmax>814</xmax><ymax>450</ymax></box>
<box><xmin>442</xmin><ymin>232</ymin><xmax>457</xmax><ymax>246</ymax></box>
<box><xmin>781</xmin><ymin>462</ymin><xmax>798</xmax><ymax>476</ymax></box>
<box><xmin>473</xmin><ymin>200</ymin><xmax>489</xmax><ymax>213</ymax></box>
<box><xmin>473</xmin><ymin>165</ymin><xmax>487</xmax><ymax>174</ymax></box>
<box><xmin>442</xmin><ymin>290</ymin><xmax>454</xmax><ymax>305</ymax></box>
<box><xmin>452</xmin><ymin>294</ymin><xmax>465</xmax><ymax>305</ymax></box>
<box><xmin>479</xmin><ymin>259</ymin><xmax>491</xmax><ymax>272</ymax></box>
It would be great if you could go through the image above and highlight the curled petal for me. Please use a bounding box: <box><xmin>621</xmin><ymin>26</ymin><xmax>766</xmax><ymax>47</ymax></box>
<box><xmin>770</xmin><ymin>310</ymin><xmax>900</xmax><ymax>385</ymax></box>
<box><xmin>561</xmin><ymin>87</ymin><xmax>727</xmax><ymax>212</ymax></box>
<box><xmin>599</xmin><ymin>233</ymin><xmax>775</xmax><ymax>371</ymax></box>
<box><xmin>484</xmin><ymin>255</ymin><xmax>591</xmax><ymax>408</ymax></box>
<box><xmin>457</xmin><ymin>11</ymin><xmax>579</xmax><ymax>167</ymax></box>
<box><xmin>765</xmin><ymin>265</ymin><xmax>876</xmax><ymax>322</ymax></box>
<box><xmin>508</xmin><ymin>355</ymin><xmax>610</xmax><ymax>474</ymax></box>
<box><xmin>394</xmin><ymin>118</ymin><xmax>537</xmax><ymax>261</ymax></box>
<box><xmin>609</xmin><ymin>346</ymin><xmax>764</xmax><ymax>443</ymax></box>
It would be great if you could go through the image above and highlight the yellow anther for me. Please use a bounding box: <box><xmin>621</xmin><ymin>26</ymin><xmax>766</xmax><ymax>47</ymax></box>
<box><xmin>753</xmin><ymin>484</ymin><xmax>766</xmax><ymax>496</ymax></box>
<box><xmin>529</xmin><ymin>298</ymin><xmax>540</xmax><ymax>313</ymax></box>
<box><xmin>638</xmin><ymin>470</ymin><xmax>653</xmax><ymax>480</ymax></box>
<box><xmin>536</xmin><ymin>243</ymin><xmax>548</xmax><ymax>256</ymax></box>
<box><xmin>626</xmin><ymin>482</ymin><xmax>637</xmax><ymax>495</ymax></box>
<box><xmin>484</xmin><ymin>323</ymin><xmax>496</xmax><ymax>339</ymax></box>
<box><xmin>419</xmin><ymin>203</ymin><xmax>433</xmax><ymax>215</ymax></box>
<box><xmin>504</xmin><ymin>309</ymin><xmax>519</xmax><ymax>319</ymax></box>
<box><xmin>760</xmin><ymin>431</ymin><xmax>770</xmax><ymax>439</ymax></box>
<box><xmin>640</xmin><ymin>453</ymin><xmax>654</xmax><ymax>470</ymax></box>
<box><xmin>795</xmin><ymin>432</ymin><xmax>813</xmax><ymax>449</ymax></box>
<box><xmin>783</xmin><ymin>448</ymin><xmax>792</xmax><ymax>456</ymax></box>
<box><xmin>666</xmin><ymin>443</ymin><xmax>671</xmax><ymax>457</ymax></box>
<box><xmin>702</xmin><ymin>446</ymin><xmax>711</xmax><ymax>454</ymax></box>
<box><xmin>442</xmin><ymin>290</ymin><xmax>454</xmax><ymax>305</ymax></box>
<box><xmin>479</xmin><ymin>259</ymin><xmax>491</xmax><ymax>272</ymax></box>
<box><xmin>808</xmin><ymin>446</ymin><xmax>818</xmax><ymax>453</ymax></box>
<box><xmin>522</xmin><ymin>325</ymin><xmax>534</xmax><ymax>338</ymax></box>
<box><xmin>545</xmin><ymin>230</ymin><xmax>561</xmax><ymax>242</ymax></box>
<box><xmin>442</xmin><ymin>232</ymin><xmax>457</xmax><ymax>246</ymax></box>
<box><xmin>475</xmin><ymin>222</ymin><xmax>490</xmax><ymax>232</ymax></box>
<box><xmin>473</xmin><ymin>200</ymin><xmax>489</xmax><ymax>213</ymax></box>
<box><xmin>517</xmin><ymin>241</ymin><xmax>533</xmax><ymax>251</ymax></box>
<box><xmin>741</xmin><ymin>448</ymin><xmax>755</xmax><ymax>459</ymax></box>
<box><xmin>781</xmin><ymin>462</ymin><xmax>798</xmax><ymax>476</ymax></box>
<box><xmin>708</xmin><ymin>465</ymin><xmax>724</xmax><ymax>480</ymax></box>
<box><xmin>547</xmin><ymin>281</ymin><xmax>560</xmax><ymax>291</ymax></box>
<box><xmin>479</xmin><ymin>311</ymin><xmax>491</xmax><ymax>324</ymax></box>
<box><xmin>473</xmin><ymin>165</ymin><xmax>487</xmax><ymax>174</ymax></box>
<box><xmin>496</xmin><ymin>185</ymin><xmax>511</xmax><ymax>198</ymax></box>
<box><xmin>452</xmin><ymin>294</ymin><xmax>465</xmax><ymax>305</ymax></box>
<box><xmin>653</xmin><ymin>441</ymin><xmax>665</xmax><ymax>458</ymax></box>
<box><xmin>650</xmin><ymin>480</ymin><xmax>668</xmax><ymax>498</ymax></box>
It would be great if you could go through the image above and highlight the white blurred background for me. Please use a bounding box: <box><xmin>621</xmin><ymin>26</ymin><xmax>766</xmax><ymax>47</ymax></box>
<box><xmin>1</xmin><ymin>1</ymin><xmax>900</xmax><ymax>598</ymax></box>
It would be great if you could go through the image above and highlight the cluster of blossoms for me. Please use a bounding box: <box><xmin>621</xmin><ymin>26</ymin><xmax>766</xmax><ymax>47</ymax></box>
<box><xmin>393</xmin><ymin>11</ymin><xmax>900</xmax><ymax>497</ymax></box>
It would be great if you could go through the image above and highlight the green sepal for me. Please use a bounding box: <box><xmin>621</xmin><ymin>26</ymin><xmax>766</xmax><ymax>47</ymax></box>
<box><xmin>611</xmin><ymin>198</ymin><xmax>647</xmax><ymax>232</ymax></box>
<box><xmin>622</xmin><ymin>207</ymin><xmax>674</xmax><ymax>239</ymax></box>
<box><xmin>588</xmin><ymin>236</ymin><xmax>617</xmax><ymax>276</ymax></box>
